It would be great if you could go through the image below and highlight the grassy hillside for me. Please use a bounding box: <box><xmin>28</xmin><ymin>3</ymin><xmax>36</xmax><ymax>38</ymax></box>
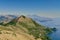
<box><xmin>0</xmin><ymin>15</ymin><xmax>54</xmax><ymax>40</ymax></box>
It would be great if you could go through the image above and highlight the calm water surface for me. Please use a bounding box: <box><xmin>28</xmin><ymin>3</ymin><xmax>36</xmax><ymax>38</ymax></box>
<box><xmin>39</xmin><ymin>20</ymin><xmax>60</xmax><ymax>40</ymax></box>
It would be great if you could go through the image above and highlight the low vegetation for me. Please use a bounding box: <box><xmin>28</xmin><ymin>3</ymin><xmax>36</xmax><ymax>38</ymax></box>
<box><xmin>0</xmin><ymin>15</ymin><xmax>55</xmax><ymax>40</ymax></box>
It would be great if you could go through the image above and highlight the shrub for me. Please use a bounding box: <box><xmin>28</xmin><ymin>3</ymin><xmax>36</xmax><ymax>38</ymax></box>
<box><xmin>0</xmin><ymin>31</ymin><xmax>2</xmax><ymax>34</ymax></box>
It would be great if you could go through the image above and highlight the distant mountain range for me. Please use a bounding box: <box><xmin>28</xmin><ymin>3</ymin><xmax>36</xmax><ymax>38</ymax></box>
<box><xmin>28</xmin><ymin>15</ymin><xmax>60</xmax><ymax>28</ymax></box>
<box><xmin>0</xmin><ymin>15</ymin><xmax>17</xmax><ymax>23</ymax></box>
<box><xmin>28</xmin><ymin>15</ymin><xmax>52</xmax><ymax>22</ymax></box>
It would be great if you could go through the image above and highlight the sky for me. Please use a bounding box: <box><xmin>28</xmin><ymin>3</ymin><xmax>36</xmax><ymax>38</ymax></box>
<box><xmin>0</xmin><ymin>0</ymin><xmax>60</xmax><ymax>18</ymax></box>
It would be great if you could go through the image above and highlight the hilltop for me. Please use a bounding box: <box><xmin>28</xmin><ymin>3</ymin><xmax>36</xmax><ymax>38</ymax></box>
<box><xmin>0</xmin><ymin>15</ymin><xmax>54</xmax><ymax>40</ymax></box>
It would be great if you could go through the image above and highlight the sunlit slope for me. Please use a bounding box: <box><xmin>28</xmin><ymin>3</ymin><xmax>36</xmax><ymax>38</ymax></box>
<box><xmin>0</xmin><ymin>15</ymin><xmax>53</xmax><ymax>40</ymax></box>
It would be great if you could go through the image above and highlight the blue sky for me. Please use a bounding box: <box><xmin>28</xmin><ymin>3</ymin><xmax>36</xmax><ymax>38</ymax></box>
<box><xmin>0</xmin><ymin>0</ymin><xmax>60</xmax><ymax>18</ymax></box>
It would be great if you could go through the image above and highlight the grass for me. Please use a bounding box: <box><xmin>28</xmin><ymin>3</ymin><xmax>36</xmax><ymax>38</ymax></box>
<box><xmin>0</xmin><ymin>26</ymin><xmax>12</xmax><ymax>31</ymax></box>
<box><xmin>0</xmin><ymin>16</ymin><xmax>54</xmax><ymax>40</ymax></box>
<box><xmin>12</xmin><ymin>33</ymin><xmax>16</xmax><ymax>36</ymax></box>
<box><xmin>5</xmin><ymin>32</ymin><xmax>11</xmax><ymax>34</ymax></box>
<box><xmin>18</xmin><ymin>19</ymin><xmax>53</xmax><ymax>40</ymax></box>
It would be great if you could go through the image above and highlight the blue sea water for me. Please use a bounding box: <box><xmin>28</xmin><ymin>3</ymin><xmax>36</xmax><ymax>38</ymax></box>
<box><xmin>39</xmin><ymin>18</ymin><xmax>60</xmax><ymax>40</ymax></box>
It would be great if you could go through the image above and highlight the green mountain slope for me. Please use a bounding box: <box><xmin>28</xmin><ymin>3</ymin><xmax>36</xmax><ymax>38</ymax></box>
<box><xmin>0</xmin><ymin>15</ymin><xmax>54</xmax><ymax>40</ymax></box>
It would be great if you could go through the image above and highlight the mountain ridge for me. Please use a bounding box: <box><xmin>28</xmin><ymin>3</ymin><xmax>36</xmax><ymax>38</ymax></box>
<box><xmin>0</xmin><ymin>15</ymin><xmax>55</xmax><ymax>40</ymax></box>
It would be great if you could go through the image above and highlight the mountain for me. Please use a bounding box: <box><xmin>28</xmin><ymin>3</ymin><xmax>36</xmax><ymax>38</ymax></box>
<box><xmin>0</xmin><ymin>15</ymin><xmax>17</xmax><ymax>24</ymax></box>
<box><xmin>28</xmin><ymin>15</ymin><xmax>60</xmax><ymax>28</ymax></box>
<box><xmin>28</xmin><ymin>15</ymin><xmax>52</xmax><ymax>22</ymax></box>
<box><xmin>28</xmin><ymin>15</ymin><xmax>54</xmax><ymax>27</ymax></box>
<box><xmin>0</xmin><ymin>15</ymin><xmax>54</xmax><ymax>40</ymax></box>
